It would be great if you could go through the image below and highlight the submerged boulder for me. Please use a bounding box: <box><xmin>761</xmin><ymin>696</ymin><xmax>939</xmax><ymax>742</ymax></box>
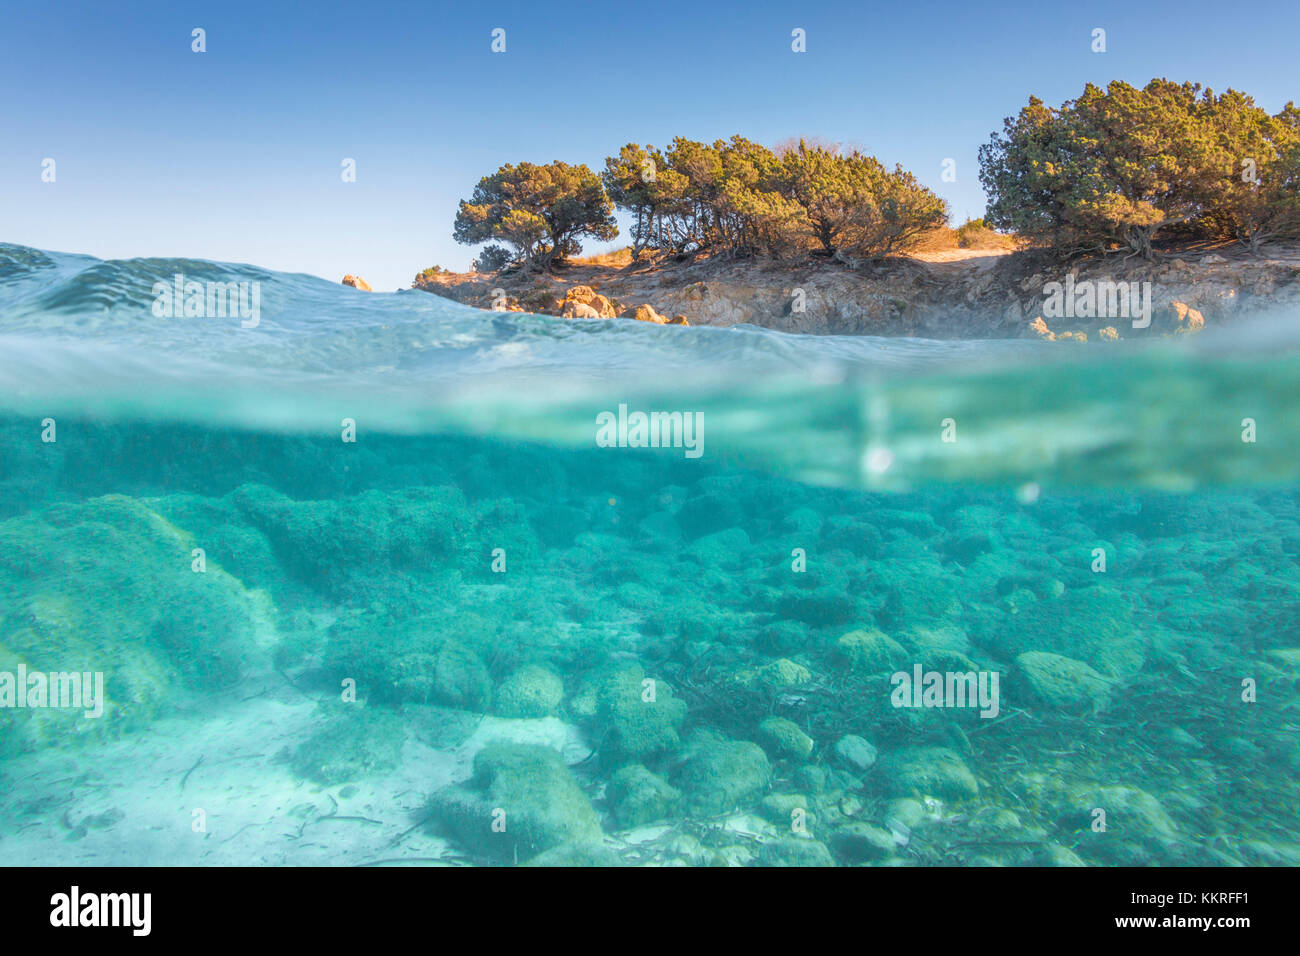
<box><xmin>594</xmin><ymin>665</ymin><xmax>688</xmax><ymax>766</ymax></box>
<box><xmin>428</xmin><ymin>743</ymin><xmax>602</xmax><ymax>862</ymax></box>
<box><xmin>1014</xmin><ymin>651</ymin><xmax>1111</xmax><ymax>713</ymax></box>
<box><xmin>0</xmin><ymin>495</ymin><xmax>260</xmax><ymax>752</ymax></box>
<box><xmin>606</xmin><ymin>763</ymin><xmax>682</xmax><ymax>827</ymax></box>
<box><xmin>878</xmin><ymin>746</ymin><xmax>979</xmax><ymax>801</ymax></box>
<box><xmin>834</xmin><ymin>628</ymin><xmax>909</xmax><ymax>674</ymax></box>
<box><xmin>495</xmin><ymin>664</ymin><xmax>564</xmax><ymax>718</ymax></box>
<box><xmin>757</xmin><ymin>716</ymin><xmax>815</xmax><ymax>761</ymax></box>
<box><xmin>674</xmin><ymin>733</ymin><xmax>772</xmax><ymax>815</ymax></box>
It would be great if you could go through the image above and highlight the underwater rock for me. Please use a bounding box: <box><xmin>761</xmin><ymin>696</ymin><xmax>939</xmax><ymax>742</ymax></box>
<box><xmin>878</xmin><ymin>566</ymin><xmax>962</xmax><ymax>629</ymax></box>
<box><xmin>495</xmin><ymin>664</ymin><xmax>564</xmax><ymax>718</ymax></box>
<box><xmin>756</xmin><ymin>837</ymin><xmax>836</xmax><ymax>867</ymax></box>
<box><xmin>757</xmin><ymin>620</ymin><xmax>810</xmax><ymax>656</ymax></box>
<box><xmin>417</xmin><ymin>642</ymin><xmax>491</xmax><ymax>710</ymax></box>
<box><xmin>682</xmin><ymin>527</ymin><xmax>752</xmax><ymax>567</ymax></box>
<box><xmin>232</xmin><ymin>484</ymin><xmax>472</xmax><ymax>599</ymax></box>
<box><xmin>595</xmin><ymin>665</ymin><xmax>688</xmax><ymax>766</ymax></box>
<box><xmin>1037</xmin><ymin>844</ymin><xmax>1087</xmax><ymax>866</ymax></box>
<box><xmin>674</xmin><ymin>733</ymin><xmax>772</xmax><ymax>816</ymax></box>
<box><xmin>676</xmin><ymin>491</ymin><xmax>745</xmax><ymax>539</ymax></box>
<box><xmin>878</xmin><ymin>746</ymin><xmax>979</xmax><ymax>801</ymax></box>
<box><xmin>428</xmin><ymin>743</ymin><xmax>602</xmax><ymax>862</ymax></box>
<box><xmin>1059</xmin><ymin>785</ymin><xmax>1179</xmax><ymax>864</ymax></box>
<box><xmin>989</xmin><ymin>586</ymin><xmax>1145</xmax><ymax>679</ymax></box>
<box><xmin>757</xmin><ymin>716</ymin><xmax>815</xmax><ymax>761</ymax></box>
<box><xmin>424</xmin><ymin>644</ymin><xmax>483</xmax><ymax>710</ymax></box>
<box><xmin>782</xmin><ymin>507</ymin><xmax>824</xmax><ymax>538</ymax></box>
<box><xmin>821</xmin><ymin>514</ymin><xmax>884</xmax><ymax>556</ymax></box>
<box><xmin>739</xmin><ymin>657</ymin><xmax>813</xmax><ymax>693</ymax></box>
<box><xmin>0</xmin><ymin>494</ymin><xmax>260</xmax><ymax>751</ymax></box>
<box><xmin>834</xmin><ymin>628</ymin><xmax>909</xmax><ymax>674</ymax></box>
<box><xmin>831</xmin><ymin>822</ymin><xmax>897</xmax><ymax>863</ymax></box>
<box><xmin>760</xmin><ymin>793</ymin><xmax>815</xmax><ymax>828</ymax></box>
<box><xmin>635</xmin><ymin>509</ymin><xmax>682</xmax><ymax>544</ymax></box>
<box><xmin>1013</xmin><ymin>651</ymin><xmax>1111</xmax><ymax>713</ymax></box>
<box><xmin>606</xmin><ymin>763</ymin><xmax>682</xmax><ymax>827</ymax></box>
<box><xmin>884</xmin><ymin>797</ymin><xmax>925</xmax><ymax>831</ymax></box>
<box><xmin>833</xmin><ymin>734</ymin><xmax>878</xmax><ymax>772</ymax></box>
<box><xmin>776</xmin><ymin>587</ymin><xmax>858</xmax><ymax>627</ymax></box>
<box><xmin>523</xmin><ymin>843</ymin><xmax>623</xmax><ymax>866</ymax></box>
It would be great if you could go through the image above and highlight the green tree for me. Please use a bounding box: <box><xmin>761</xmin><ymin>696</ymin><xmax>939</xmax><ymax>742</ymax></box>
<box><xmin>980</xmin><ymin>79</ymin><xmax>1298</xmax><ymax>258</ymax></box>
<box><xmin>453</xmin><ymin>161</ymin><xmax>618</xmax><ymax>269</ymax></box>
<box><xmin>1203</xmin><ymin>93</ymin><xmax>1300</xmax><ymax>251</ymax></box>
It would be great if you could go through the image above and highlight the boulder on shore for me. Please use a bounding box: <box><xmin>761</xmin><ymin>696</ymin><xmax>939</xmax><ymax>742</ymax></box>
<box><xmin>342</xmin><ymin>275</ymin><xmax>372</xmax><ymax>291</ymax></box>
<box><xmin>561</xmin><ymin>285</ymin><xmax>617</xmax><ymax>318</ymax></box>
<box><xmin>630</xmin><ymin>304</ymin><xmax>668</xmax><ymax>324</ymax></box>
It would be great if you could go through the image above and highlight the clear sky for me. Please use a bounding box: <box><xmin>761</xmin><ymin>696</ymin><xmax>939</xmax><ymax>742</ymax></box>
<box><xmin>3</xmin><ymin>0</ymin><xmax>1298</xmax><ymax>290</ymax></box>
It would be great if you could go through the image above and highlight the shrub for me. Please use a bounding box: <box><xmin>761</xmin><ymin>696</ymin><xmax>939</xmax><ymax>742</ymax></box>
<box><xmin>471</xmin><ymin>244</ymin><xmax>513</xmax><ymax>273</ymax></box>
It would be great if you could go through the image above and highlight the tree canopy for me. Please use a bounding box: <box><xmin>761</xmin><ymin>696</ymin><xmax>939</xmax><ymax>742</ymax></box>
<box><xmin>979</xmin><ymin>79</ymin><xmax>1300</xmax><ymax>257</ymax></box>
<box><xmin>453</xmin><ymin>161</ymin><xmax>618</xmax><ymax>270</ymax></box>
<box><xmin>601</xmin><ymin>136</ymin><xmax>947</xmax><ymax>262</ymax></box>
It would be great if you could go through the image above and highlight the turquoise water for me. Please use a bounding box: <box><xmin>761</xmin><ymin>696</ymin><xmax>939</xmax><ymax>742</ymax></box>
<box><xmin>1</xmin><ymin>243</ymin><xmax>1297</xmax><ymax>867</ymax></box>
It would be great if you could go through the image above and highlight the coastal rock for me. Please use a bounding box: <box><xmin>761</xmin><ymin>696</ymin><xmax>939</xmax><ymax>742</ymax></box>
<box><xmin>561</xmin><ymin>300</ymin><xmax>601</xmax><ymax>319</ymax></box>
<box><xmin>341</xmin><ymin>274</ymin><xmax>372</xmax><ymax>291</ymax></box>
<box><xmin>561</xmin><ymin>285</ymin><xmax>617</xmax><ymax>318</ymax></box>
<box><xmin>1169</xmin><ymin>300</ymin><xmax>1206</xmax><ymax>333</ymax></box>
<box><xmin>414</xmin><ymin>245</ymin><xmax>1300</xmax><ymax>337</ymax></box>
<box><xmin>1029</xmin><ymin>316</ymin><xmax>1055</xmax><ymax>340</ymax></box>
<box><xmin>630</xmin><ymin>303</ymin><xmax>668</xmax><ymax>324</ymax></box>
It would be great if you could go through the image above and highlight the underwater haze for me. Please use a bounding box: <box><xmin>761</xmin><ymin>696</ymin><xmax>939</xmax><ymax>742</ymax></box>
<box><xmin>1</xmin><ymin>243</ymin><xmax>1298</xmax><ymax>867</ymax></box>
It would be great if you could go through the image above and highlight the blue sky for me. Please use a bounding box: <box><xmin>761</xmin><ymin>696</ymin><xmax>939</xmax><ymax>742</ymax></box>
<box><xmin>3</xmin><ymin>0</ymin><xmax>1298</xmax><ymax>290</ymax></box>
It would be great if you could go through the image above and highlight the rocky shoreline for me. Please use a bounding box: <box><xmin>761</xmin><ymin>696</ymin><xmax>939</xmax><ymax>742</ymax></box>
<box><xmin>411</xmin><ymin>243</ymin><xmax>1300</xmax><ymax>340</ymax></box>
